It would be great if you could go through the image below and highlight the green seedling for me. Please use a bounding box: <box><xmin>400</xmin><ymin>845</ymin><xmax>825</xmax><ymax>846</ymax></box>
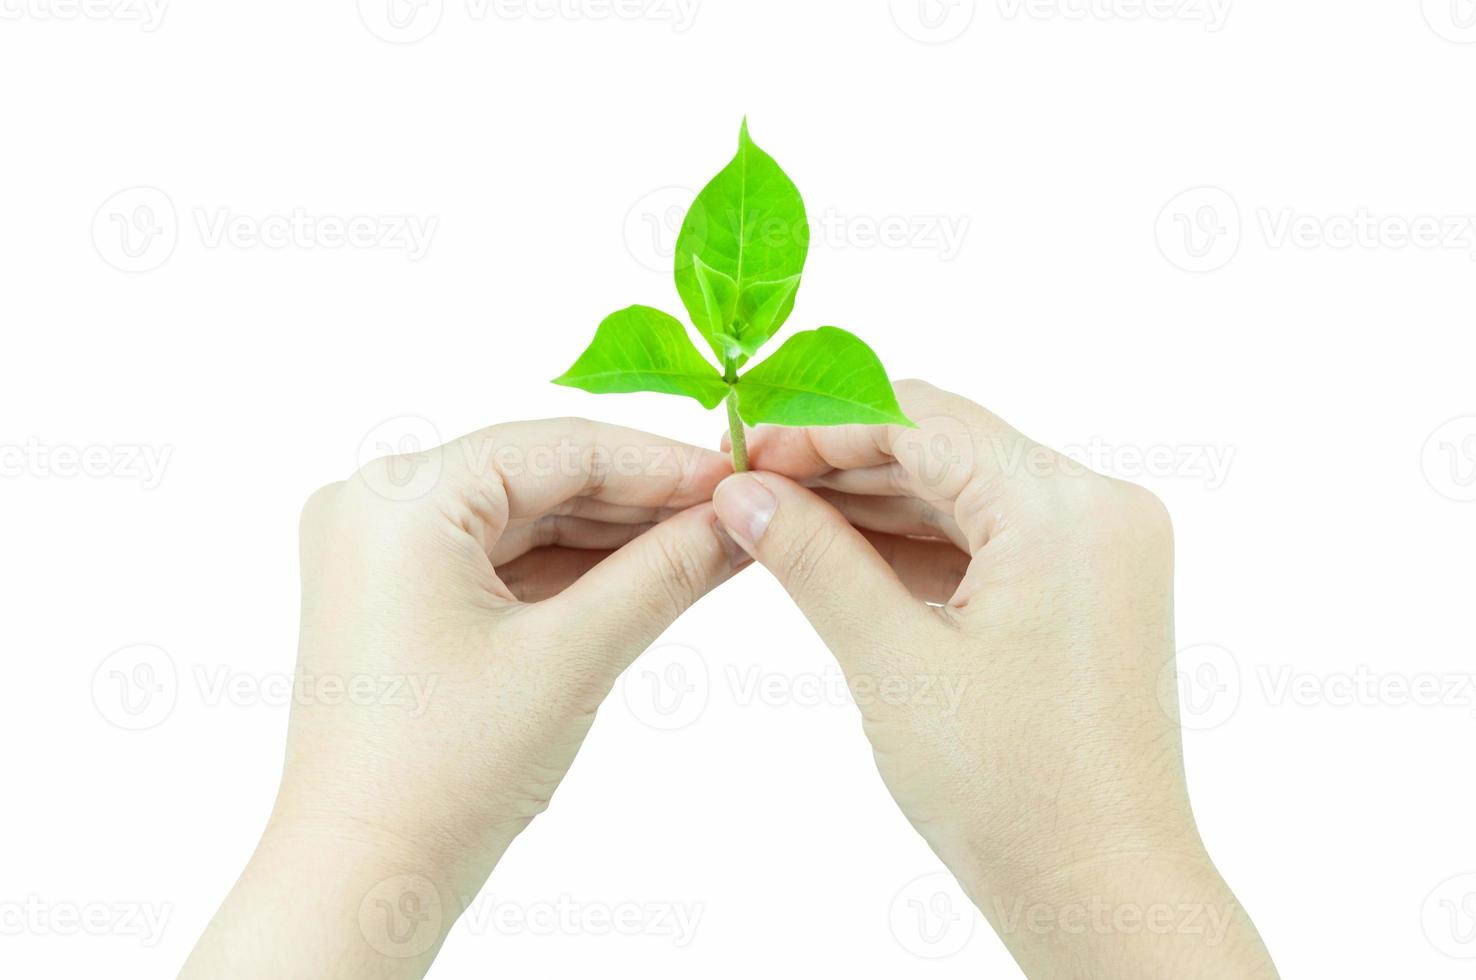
<box><xmin>554</xmin><ymin>119</ymin><xmax>913</xmax><ymax>471</ymax></box>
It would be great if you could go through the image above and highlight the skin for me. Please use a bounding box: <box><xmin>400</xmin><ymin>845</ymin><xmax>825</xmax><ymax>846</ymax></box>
<box><xmin>179</xmin><ymin>385</ymin><xmax>1278</xmax><ymax>979</ymax></box>
<box><xmin>713</xmin><ymin>380</ymin><xmax>1279</xmax><ymax>978</ymax></box>
<box><xmin>178</xmin><ymin>419</ymin><xmax>748</xmax><ymax>979</ymax></box>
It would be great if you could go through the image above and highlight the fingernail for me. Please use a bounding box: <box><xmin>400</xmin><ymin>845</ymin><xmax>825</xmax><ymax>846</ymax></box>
<box><xmin>713</xmin><ymin>474</ymin><xmax>776</xmax><ymax>550</ymax></box>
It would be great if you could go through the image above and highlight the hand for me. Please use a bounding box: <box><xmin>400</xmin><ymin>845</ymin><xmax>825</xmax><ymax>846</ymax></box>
<box><xmin>179</xmin><ymin>419</ymin><xmax>745</xmax><ymax>980</ymax></box>
<box><xmin>712</xmin><ymin>381</ymin><xmax>1279</xmax><ymax>979</ymax></box>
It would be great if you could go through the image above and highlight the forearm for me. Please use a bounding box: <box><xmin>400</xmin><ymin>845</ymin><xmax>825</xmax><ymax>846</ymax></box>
<box><xmin>177</xmin><ymin>822</ymin><xmax>482</xmax><ymax>980</ymax></box>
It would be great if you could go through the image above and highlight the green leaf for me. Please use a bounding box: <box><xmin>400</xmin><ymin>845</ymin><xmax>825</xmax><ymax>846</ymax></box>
<box><xmin>552</xmin><ymin>305</ymin><xmax>728</xmax><ymax>409</ymax></box>
<box><xmin>693</xmin><ymin>256</ymin><xmax>740</xmax><ymax>358</ymax></box>
<box><xmin>734</xmin><ymin>327</ymin><xmax>915</xmax><ymax>427</ymax></box>
<box><xmin>674</xmin><ymin>119</ymin><xmax>809</xmax><ymax>363</ymax></box>
<box><xmin>732</xmin><ymin>273</ymin><xmax>801</xmax><ymax>357</ymax></box>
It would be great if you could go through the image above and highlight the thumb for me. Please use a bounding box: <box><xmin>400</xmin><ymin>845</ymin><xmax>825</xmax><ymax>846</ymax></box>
<box><xmin>536</xmin><ymin>502</ymin><xmax>748</xmax><ymax>670</ymax></box>
<box><xmin>711</xmin><ymin>472</ymin><xmax>924</xmax><ymax>662</ymax></box>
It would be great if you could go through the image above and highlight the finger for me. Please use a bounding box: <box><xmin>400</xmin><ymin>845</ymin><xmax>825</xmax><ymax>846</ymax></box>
<box><xmin>856</xmin><ymin>530</ymin><xmax>970</xmax><ymax>605</ymax></box>
<box><xmin>522</xmin><ymin>503</ymin><xmax>748</xmax><ymax>672</ymax></box>
<box><xmin>496</xmin><ymin>547</ymin><xmax>612</xmax><ymax>603</ymax></box>
<box><xmin>431</xmin><ymin>419</ymin><xmax>732</xmax><ymax>552</ymax></box>
<box><xmin>490</xmin><ymin>517</ymin><xmax>655</xmax><ymax>566</ymax></box>
<box><xmin>742</xmin><ymin>380</ymin><xmax>1041</xmax><ymax>550</ymax></box>
<box><xmin>550</xmin><ymin>498</ymin><xmax>688</xmax><ymax>525</ymax></box>
<box><xmin>814</xmin><ymin>488</ymin><xmax>968</xmax><ymax>551</ymax></box>
<box><xmin>711</xmin><ymin>472</ymin><xmax>940</xmax><ymax>668</ymax></box>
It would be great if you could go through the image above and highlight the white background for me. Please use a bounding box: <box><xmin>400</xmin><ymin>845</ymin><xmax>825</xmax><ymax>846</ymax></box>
<box><xmin>3</xmin><ymin>1</ymin><xmax>1475</xmax><ymax>976</ymax></box>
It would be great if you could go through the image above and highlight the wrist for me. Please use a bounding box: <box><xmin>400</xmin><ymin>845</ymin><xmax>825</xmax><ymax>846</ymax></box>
<box><xmin>180</xmin><ymin>819</ymin><xmax>479</xmax><ymax>980</ymax></box>
<box><xmin>970</xmin><ymin>851</ymin><xmax>1278</xmax><ymax>980</ymax></box>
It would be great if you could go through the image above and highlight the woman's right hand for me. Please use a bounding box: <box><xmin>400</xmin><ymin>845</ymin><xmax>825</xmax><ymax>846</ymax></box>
<box><xmin>712</xmin><ymin>380</ymin><xmax>1279</xmax><ymax>978</ymax></box>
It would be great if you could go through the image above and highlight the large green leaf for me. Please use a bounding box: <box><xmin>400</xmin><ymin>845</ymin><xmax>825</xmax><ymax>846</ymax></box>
<box><xmin>674</xmin><ymin>120</ymin><xmax>809</xmax><ymax>364</ymax></box>
<box><xmin>734</xmin><ymin>327</ymin><xmax>914</xmax><ymax>427</ymax></box>
<box><xmin>552</xmin><ymin>305</ymin><xmax>728</xmax><ymax>409</ymax></box>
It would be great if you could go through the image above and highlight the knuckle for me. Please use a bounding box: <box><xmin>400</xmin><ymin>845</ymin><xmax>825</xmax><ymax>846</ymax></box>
<box><xmin>646</xmin><ymin>536</ymin><xmax>709</xmax><ymax>615</ymax></box>
<box><xmin>780</xmin><ymin>520</ymin><xmax>841</xmax><ymax>594</ymax></box>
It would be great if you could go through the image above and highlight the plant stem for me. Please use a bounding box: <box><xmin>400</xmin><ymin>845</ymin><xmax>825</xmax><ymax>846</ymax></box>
<box><xmin>725</xmin><ymin>388</ymin><xmax>748</xmax><ymax>472</ymax></box>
